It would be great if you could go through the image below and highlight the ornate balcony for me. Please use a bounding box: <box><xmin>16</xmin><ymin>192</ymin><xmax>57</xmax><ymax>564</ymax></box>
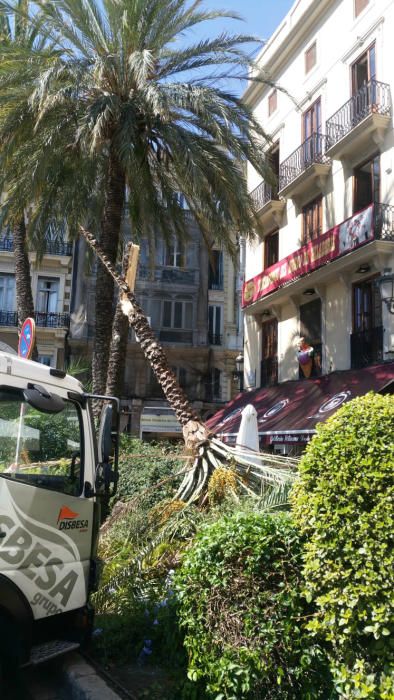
<box><xmin>0</xmin><ymin>311</ymin><xmax>18</xmax><ymax>326</ymax></box>
<box><xmin>351</xmin><ymin>327</ymin><xmax>383</xmax><ymax>369</ymax></box>
<box><xmin>0</xmin><ymin>311</ymin><xmax>70</xmax><ymax>328</ymax></box>
<box><xmin>326</xmin><ymin>80</ymin><xmax>391</xmax><ymax>160</ymax></box>
<box><xmin>208</xmin><ymin>332</ymin><xmax>222</xmax><ymax>346</ymax></box>
<box><xmin>279</xmin><ymin>133</ymin><xmax>331</xmax><ymax>202</ymax></box>
<box><xmin>35</xmin><ymin>312</ymin><xmax>70</xmax><ymax>328</ymax></box>
<box><xmin>0</xmin><ymin>237</ymin><xmax>72</xmax><ymax>256</ymax></box>
<box><xmin>138</xmin><ymin>265</ymin><xmax>198</xmax><ymax>286</ymax></box>
<box><xmin>159</xmin><ymin>329</ymin><xmax>193</xmax><ymax>343</ymax></box>
<box><xmin>250</xmin><ymin>181</ymin><xmax>286</xmax><ymax>229</ymax></box>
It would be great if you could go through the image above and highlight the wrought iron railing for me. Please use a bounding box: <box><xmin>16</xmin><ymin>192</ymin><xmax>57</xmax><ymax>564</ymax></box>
<box><xmin>260</xmin><ymin>357</ymin><xmax>278</xmax><ymax>388</ymax></box>
<box><xmin>138</xmin><ymin>265</ymin><xmax>197</xmax><ymax>285</ymax></box>
<box><xmin>374</xmin><ymin>203</ymin><xmax>394</xmax><ymax>241</ymax></box>
<box><xmin>251</xmin><ymin>181</ymin><xmax>277</xmax><ymax>211</ymax></box>
<box><xmin>279</xmin><ymin>133</ymin><xmax>330</xmax><ymax>191</ymax></box>
<box><xmin>159</xmin><ymin>329</ymin><xmax>193</xmax><ymax>343</ymax></box>
<box><xmin>208</xmin><ymin>333</ymin><xmax>222</xmax><ymax>346</ymax></box>
<box><xmin>350</xmin><ymin>326</ymin><xmax>383</xmax><ymax>369</ymax></box>
<box><xmin>0</xmin><ymin>237</ymin><xmax>13</xmax><ymax>252</ymax></box>
<box><xmin>0</xmin><ymin>238</ymin><xmax>72</xmax><ymax>255</ymax></box>
<box><xmin>0</xmin><ymin>311</ymin><xmax>17</xmax><ymax>326</ymax></box>
<box><xmin>45</xmin><ymin>241</ymin><xmax>73</xmax><ymax>256</ymax></box>
<box><xmin>35</xmin><ymin>312</ymin><xmax>70</xmax><ymax>328</ymax></box>
<box><xmin>326</xmin><ymin>80</ymin><xmax>391</xmax><ymax>149</ymax></box>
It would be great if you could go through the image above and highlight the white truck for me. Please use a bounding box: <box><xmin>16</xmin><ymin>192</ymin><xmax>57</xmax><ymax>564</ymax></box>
<box><xmin>0</xmin><ymin>351</ymin><xmax>119</xmax><ymax>678</ymax></box>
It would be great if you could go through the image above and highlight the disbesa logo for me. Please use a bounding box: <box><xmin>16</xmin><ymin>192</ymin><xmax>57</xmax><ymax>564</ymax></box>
<box><xmin>57</xmin><ymin>506</ymin><xmax>88</xmax><ymax>531</ymax></box>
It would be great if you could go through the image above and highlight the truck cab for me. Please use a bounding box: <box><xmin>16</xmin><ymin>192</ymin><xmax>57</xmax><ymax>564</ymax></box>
<box><xmin>0</xmin><ymin>351</ymin><xmax>119</xmax><ymax>672</ymax></box>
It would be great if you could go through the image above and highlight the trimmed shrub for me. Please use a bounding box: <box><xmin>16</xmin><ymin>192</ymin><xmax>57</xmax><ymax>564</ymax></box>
<box><xmin>292</xmin><ymin>393</ymin><xmax>394</xmax><ymax>698</ymax></box>
<box><xmin>175</xmin><ymin>511</ymin><xmax>333</xmax><ymax>699</ymax></box>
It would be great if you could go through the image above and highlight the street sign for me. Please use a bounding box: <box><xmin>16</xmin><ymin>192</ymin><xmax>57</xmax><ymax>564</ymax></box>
<box><xmin>18</xmin><ymin>317</ymin><xmax>36</xmax><ymax>360</ymax></box>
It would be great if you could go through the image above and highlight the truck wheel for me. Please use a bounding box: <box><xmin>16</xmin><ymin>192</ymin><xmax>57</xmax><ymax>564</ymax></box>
<box><xmin>0</xmin><ymin>612</ymin><xmax>24</xmax><ymax>698</ymax></box>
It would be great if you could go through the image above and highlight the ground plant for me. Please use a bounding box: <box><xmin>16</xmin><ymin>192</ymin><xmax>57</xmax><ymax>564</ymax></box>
<box><xmin>174</xmin><ymin>510</ymin><xmax>333</xmax><ymax>700</ymax></box>
<box><xmin>292</xmin><ymin>393</ymin><xmax>394</xmax><ymax>699</ymax></box>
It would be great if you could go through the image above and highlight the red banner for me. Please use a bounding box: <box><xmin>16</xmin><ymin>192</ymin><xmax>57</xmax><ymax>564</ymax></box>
<box><xmin>242</xmin><ymin>205</ymin><xmax>374</xmax><ymax>308</ymax></box>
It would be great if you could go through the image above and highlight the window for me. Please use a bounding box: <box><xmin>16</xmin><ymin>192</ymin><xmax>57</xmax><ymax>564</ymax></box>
<box><xmin>165</xmin><ymin>239</ymin><xmax>185</xmax><ymax>267</ymax></box>
<box><xmin>162</xmin><ymin>299</ymin><xmax>193</xmax><ymax>329</ymax></box>
<box><xmin>37</xmin><ymin>277</ymin><xmax>59</xmax><ymax>313</ymax></box>
<box><xmin>0</xmin><ymin>274</ymin><xmax>15</xmax><ymax>311</ymax></box>
<box><xmin>264</xmin><ymin>231</ymin><xmax>279</xmax><ymax>269</ymax></box>
<box><xmin>38</xmin><ymin>355</ymin><xmax>53</xmax><ymax>367</ymax></box>
<box><xmin>305</xmin><ymin>42</ymin><xmax>317</xmax><ymax>74</ymax></box>
<box><xmin>355</xmin><ymin>0</ymin><xmax>369</xmax><ymax>18</ymax></box>
<box><xmin>353</xmin><ymin>154</ymin><xmax>380</xmax><ymax>212</ymax></box>
<box><xmin>261</xmin><ymin>319</ymin><xmax>278</xmax><ymax>387</ymax></box>
<box><xmin>303</xmin><ymin>98</ymin><xmax>321</xmax><ymax>140</ymax></box>
<box><xmin>353</xmin><ymin>280</ymin><xmax>381</xmax><ymax>332</ymax></box>
<box><xmin>268</xmin><ymin>90</ymin><xmax>277</xmax><ymax>116</ymax></box>
<box><xmin>208</xmin><ymin>305</ymin><xmax>222</xmax><ymax>345</ymax></box>
<box><xmin>172</xmin><ymin>366</ymin><xmax>187</xmax><ymax>388</ymax></box>
<box><xmin>352</xmin><ymin>43</ymin><xmax>375</xmax><ymax>94</ymax></box>
<box><xmin>302</xmin><ymin>197</ymin><xmax>322</xmax><ymax>243</ymax></box>
<box><xmin>0</xmin><ymin>390</ymin><xmax>82</xmax><ymax>496</ymax></box>
<box><xmin>208</xmin><ymin>250</ymin><xmax>223</xmax><ymax>290</ymax></box>
<box><xmin>206</xmin><ymin>368</ymin><xmax>221</xmax><ymax>401</ymax></box>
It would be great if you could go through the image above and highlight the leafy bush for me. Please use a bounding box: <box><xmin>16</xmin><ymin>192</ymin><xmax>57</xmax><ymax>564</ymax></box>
<box><xmin>292</xmin><ymin>393</ymin><xmax>394</xmax><ymax>698</ymax></box>
<box><xmin>175</xmin><ymin>510</ymin><xmax>332</xmax><ymax>699</ymax></box>
<box><xmin>113</xmin><ymin>436</ymin><xmax>184</xmax><ymax>509</ymax></box>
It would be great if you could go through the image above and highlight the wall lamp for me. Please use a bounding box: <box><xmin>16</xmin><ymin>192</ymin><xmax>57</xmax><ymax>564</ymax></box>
<box><xmin>355</xmin><ymin>264</ymin><xmax>370</xmax><ymax>274</ymax></box>
<box><xmin>232</xmin><ymin>353</ymin><xmax>244</xmax><ymax>391</ymax></box>
<box><xmin>303</xmin><ymin>288</ymin><xmax>315</xmax><ymax>296</ymax></box>
<box><xmin>376</xmin><ymin>268</ymin><xmax>394</xmax><ymax>315</ymax></box>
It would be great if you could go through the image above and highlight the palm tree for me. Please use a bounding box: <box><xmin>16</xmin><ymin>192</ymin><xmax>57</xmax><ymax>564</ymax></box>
<box><xmin>0</xmin><ymin>4</ymin><xmax>42</xmax><ymax>357</ymax></box>
<box><xmin>0</xmin><ymin>0</ymin><xmax>272</xmax><ymax>396</ymax></box>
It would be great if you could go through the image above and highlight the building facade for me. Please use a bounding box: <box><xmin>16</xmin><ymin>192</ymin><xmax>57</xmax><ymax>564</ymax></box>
<box><xmin>0</xmin><ymin>225</ymin><xmax>72</xmax><ymax>366</ymax></box>
<box><xmin>242</xmin><ymin>0</ymin><xmax>394</xmax><ymax>398</ymax></box>
<box><xmin>70</xmin><ymin>212</ymin><xmax>243</xmax><ymax>438</ymax></box>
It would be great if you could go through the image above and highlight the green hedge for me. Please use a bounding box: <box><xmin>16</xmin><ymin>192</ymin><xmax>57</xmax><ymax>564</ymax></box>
<box><xmin>292</xmin><ymin>393</ymin><xmax>394</xmax><ymax>698</ymax></box>
<box><xmin>175</xmin><ymin>510</ymin><xmax>333</xmax><ymax>700</ymax></box>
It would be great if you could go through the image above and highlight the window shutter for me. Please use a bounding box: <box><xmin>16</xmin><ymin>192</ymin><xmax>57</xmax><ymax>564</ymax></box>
<box><xmin>305</xmin><ymin>42</ymin><xmax>317</xmax><ymax>74</ymax></box>
<box><xmin>268</xmin><ymin>90</ymin><xmax>277</xmax><ymax>116</ymax></box>
<box><xmin>355</xmin><ymin>0</ymin><xmax>369</xmax><ymax>17</ymax></box>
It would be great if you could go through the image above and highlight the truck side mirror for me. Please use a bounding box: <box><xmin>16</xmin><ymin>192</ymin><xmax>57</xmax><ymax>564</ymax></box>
<box><xmin>97</xmin><ymin>402</ymin><xmax>119</xmax><ymax>497</ymax></box>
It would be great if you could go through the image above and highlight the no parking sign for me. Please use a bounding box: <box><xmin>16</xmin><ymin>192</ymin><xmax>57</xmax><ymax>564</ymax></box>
<box><xmin>18</xmin><ymin>317</ymin><xmax>36</xmax><ymax>360</ymax></box>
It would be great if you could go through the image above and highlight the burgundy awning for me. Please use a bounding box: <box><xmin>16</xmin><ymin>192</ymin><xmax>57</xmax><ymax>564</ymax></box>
<box><xmin>207</xmin><ymin>363</ymin><xmax>394</xmax><ymax>445</ymax></box>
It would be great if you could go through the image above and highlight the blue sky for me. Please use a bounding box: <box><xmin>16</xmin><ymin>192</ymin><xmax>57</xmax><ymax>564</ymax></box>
<box><xmin>185</xmin><ymin>0</ymin><xmax>295</xmax><ymax>93</ymax></box>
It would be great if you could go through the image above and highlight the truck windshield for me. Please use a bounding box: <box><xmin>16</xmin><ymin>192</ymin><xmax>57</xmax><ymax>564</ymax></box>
<box><xmin>0</xmin><ymin>388</ymin><xmax>83</xmax><ymax>496</ymax></box>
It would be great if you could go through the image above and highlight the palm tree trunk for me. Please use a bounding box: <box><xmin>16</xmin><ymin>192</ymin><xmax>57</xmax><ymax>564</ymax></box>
<box><xmin>81</xmin><ymin>227</ymin><xmax>209</xmax><ymax>449</ymax></box>
<box><xmin>106</xmin><ymin>246</ymin><xmax>131</xmax><ymax>396</ymax></box>
<box><xmin>92</xmin><ymin>151</ymin><xmax>125</xmax><ymax>395</ymax></box>
<box><xmin>13</xmin><ymin>217</ymin><xmax>38</xmax><ymax>361</ymax></box>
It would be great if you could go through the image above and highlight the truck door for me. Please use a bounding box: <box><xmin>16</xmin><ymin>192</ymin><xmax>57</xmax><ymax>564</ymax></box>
<box><xmin>0</xmin><ymin>386</ymin><xmax>94</xmax><ymax>621</ymax></box>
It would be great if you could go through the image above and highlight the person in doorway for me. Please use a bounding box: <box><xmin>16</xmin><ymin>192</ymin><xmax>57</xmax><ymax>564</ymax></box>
<box><xmin>297</xmin><ymin>337</ymin><xmax>314</xmax><ymax>379</ymax></box>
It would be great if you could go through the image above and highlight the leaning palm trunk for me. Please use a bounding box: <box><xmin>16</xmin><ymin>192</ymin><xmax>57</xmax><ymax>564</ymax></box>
<box><xmin>80</xmin><ymin>227</ymin><xmax>296</xmax><ymax>503</ymax></box>
<box><xmin>13</xmin><ymin>216</ymin><xmax>38</xmax><ymax>360</ymax></box>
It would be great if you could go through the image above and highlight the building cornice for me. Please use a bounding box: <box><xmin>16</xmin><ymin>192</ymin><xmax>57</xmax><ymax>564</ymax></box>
<box><xmin>243</xmin><ymin>0</ymin><xmax>335</xmax><ymax>108</ymax></box>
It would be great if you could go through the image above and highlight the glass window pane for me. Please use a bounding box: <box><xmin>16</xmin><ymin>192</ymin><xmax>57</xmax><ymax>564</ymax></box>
<box><xmin>184</xmin><ymin>303</ymin><xmax>193</xmax><ymax>329</ymax></box>
<box><xmin>174</xmin><ymin>302</ymin><xmax>183</xmax><ymax>328</ymax></box>
<box><xmin>163</xmin><ymin>301</ymin><xmax>172</xmax><ymax>327</ymax></box>
<box><xmin>0</xmin><ymin>391</ymin><xmax>82</xmax><ymax>496</ymax></box>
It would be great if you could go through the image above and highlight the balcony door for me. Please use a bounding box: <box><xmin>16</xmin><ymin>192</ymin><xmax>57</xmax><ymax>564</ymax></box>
<box><xmin>303</xmin><ymin>98</ymin><xmax>322</xmax><ymax>162</ymax></box>
<box><xmin>351</xmin><ymin>280</ymin><xmax>382</xmax><ymax>368</ymax></box>
<box><xmin>353</xmin><ymin>154</ymin><xmax>379</xmax><ymax>213</ymax></box>
<box><xmin>261</xmin><ymin>318</ymin><xmax>278</xmax><ymax>387</ymax></box>
<box><xmin>208</xmin><ymin>305</ymin><xmax>222</xmax><ymax>345</ymax></box>
<box><xmin>36</xmin><ymin>277</ymin><xmax>59</xmax><ymax>314</ymax></box>
<box><xmin>352</xmin><ymin>44</ymin><xmax>375</xmax><ymax>95</ymax></box>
